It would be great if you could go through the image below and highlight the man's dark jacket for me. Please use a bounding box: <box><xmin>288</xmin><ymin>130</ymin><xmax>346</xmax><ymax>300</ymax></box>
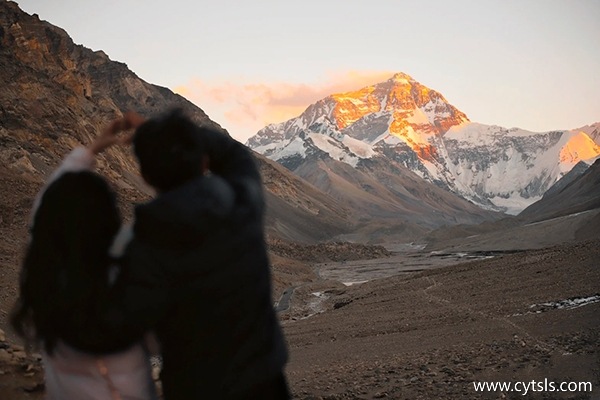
<box><xmin>112</xmin><ymin>131</ymin><xmax>288</xmax><ymax>399</ymax></box>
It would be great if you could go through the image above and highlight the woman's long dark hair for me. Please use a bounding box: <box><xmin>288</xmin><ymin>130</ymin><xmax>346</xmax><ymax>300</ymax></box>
<box><xmin>11</xmin><ymin>171</ymin><xmax>120</xmax><ymax>354</ymax></box>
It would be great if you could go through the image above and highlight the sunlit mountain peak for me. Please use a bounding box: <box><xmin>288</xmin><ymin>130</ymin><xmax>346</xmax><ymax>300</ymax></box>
<box><xmin>388</xmin><ymin>72</ymin><xmax>415</xmax><ymax>84</ymax></box>
<box><xmin>559</xmin><ymin>131</ymin><xmax>600</xmax><ymax>169</ymax></box>
<box><xmin>327</xmin><ymin>73</ymin><xmax>468</xmax><ymax>139</ymax></box>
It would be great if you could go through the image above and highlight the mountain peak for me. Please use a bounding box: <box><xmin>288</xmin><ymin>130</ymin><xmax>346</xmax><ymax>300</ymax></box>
<box><xmin>388</xmin><ymin>72</ymin><xmax>415</xmax><ymax>84</ymax></box>
<box><xmin>324</xmin><ymin>73</ymin><xmax>468</xmax><ymax>136</ymax></box>
<box><xmin>248</xmin><ymin>72</ymin><xmax>470</xmax><ymax>154</ymax></box>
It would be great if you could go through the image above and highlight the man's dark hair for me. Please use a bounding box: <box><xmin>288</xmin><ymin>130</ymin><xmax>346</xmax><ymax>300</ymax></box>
<box><xmin>133</xmin><ymin>109</ymin><xmax>206</xmax><ymax>192</ymax></box>
<box><xmin>11</xmin><ymin>171</ymin><xmax>121</xmax><ymax>354</ymax></box>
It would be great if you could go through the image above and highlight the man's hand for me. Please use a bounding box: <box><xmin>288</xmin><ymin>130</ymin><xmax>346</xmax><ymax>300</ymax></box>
<box><xmin>89</xmin><ymin>111</ymin><xmax>146</xmax><ymax>154</ymax></box>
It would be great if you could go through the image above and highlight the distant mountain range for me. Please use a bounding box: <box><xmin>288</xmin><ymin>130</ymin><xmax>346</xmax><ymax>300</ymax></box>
<box><xmin>247</xmin><ymin>73</ymin><xmax>600</xmax><ymax>215</ymax></box>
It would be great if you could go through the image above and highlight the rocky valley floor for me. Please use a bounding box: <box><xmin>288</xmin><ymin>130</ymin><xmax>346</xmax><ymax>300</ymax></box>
<box><xmin>1</xmin><ymin>240</ymin><xmax>599</xmax><ymax>399</ymax></box>
<box><xmin>281</xmin><ymin>240</ymin><xmax>600</xmax><ymax>400</ymax></box>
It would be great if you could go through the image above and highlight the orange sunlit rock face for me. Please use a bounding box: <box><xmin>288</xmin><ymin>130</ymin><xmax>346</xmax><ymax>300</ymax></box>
<box><xmin>328</xmin><ymin>73</ymin><xmax>468</xmax><ymax>163</ymax></box>
<box><xmin>389</xmin><ymin>111</ymin><xmax>410</xmax><ymax>135</ymax></box>
<box><xmin>331</xmin><ymin>86</ymin><xmax>381</xmax><ymax>129</ymax></box>
<box><xmin>411</xmin><ymin>85</ymin><xmax>433</xmax><ymax>107</ymax></box>
<box><xmin>559</xmin><ymin>132</ymin><xmax>600</xmax><ymax>164</ymax></box>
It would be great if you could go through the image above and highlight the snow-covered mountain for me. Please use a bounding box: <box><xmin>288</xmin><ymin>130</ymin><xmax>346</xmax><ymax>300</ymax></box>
<box><xmin>247</xmin><ymin>73</ymin><xmax>600</xmax><ymax>214</ymax></box>
<box><xmin>573</xmin><ymin>122</ymin><xmax>600</xmax><ymax>146</ymax></box>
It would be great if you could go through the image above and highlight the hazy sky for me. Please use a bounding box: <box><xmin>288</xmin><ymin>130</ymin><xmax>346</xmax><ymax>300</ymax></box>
<box><xmin>15</xmin><ymin>0</ymin><xmax>600</xmax><ymax>142</ymax></box>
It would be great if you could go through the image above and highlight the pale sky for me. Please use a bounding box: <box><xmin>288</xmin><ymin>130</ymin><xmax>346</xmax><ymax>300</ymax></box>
<box><xmin>15</xmin><ymin>0</ymin><xmax>600</xmax><ymax>142</ymax></box>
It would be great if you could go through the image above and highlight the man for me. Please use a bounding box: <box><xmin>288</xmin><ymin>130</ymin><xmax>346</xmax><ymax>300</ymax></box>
<box><xmin>114</xmin><ymin>109</ymin><xmax>289</xmax><ymax>399</ymax></box>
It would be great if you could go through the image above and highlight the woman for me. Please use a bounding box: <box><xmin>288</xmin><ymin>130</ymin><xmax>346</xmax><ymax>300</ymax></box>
<box><xmin>11</xmin><ymin>114</ymin><xmax>157</xmax><ymax>400</ymax></box>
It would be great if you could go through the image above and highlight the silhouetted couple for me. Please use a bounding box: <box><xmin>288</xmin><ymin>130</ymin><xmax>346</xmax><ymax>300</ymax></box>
<box><xmin>11</xmin><ymin>110</ymin><xmax>289</xmax><ymax>399</ymax></box>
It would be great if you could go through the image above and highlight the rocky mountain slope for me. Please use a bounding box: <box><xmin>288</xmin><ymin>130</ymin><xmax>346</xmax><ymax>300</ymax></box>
<box><xmin>423</xmin><ymin>155</ymin><xmax>600</xmax><ymax>252</ymax></box>
<box><xmin>247</xmin><ymin>74</ymin><xmax>600</xmax><ymax>215</ymax></box>
<box><xmin>519</xmin><ymin>158</ymin><xmax>600</xmax><ymax>222</ymax></box>
<box><xmin>0</xmin><ymin>0</ymin><xmax>353</xmax><ymax>245</ymax></box>
<box><xmin>0</xmin><ymin>0</ymin><xmax>358</xmax><ymax>347</ymax></box>
<box><xmin>0</xmin><ymin>1</ymin><xmax>217</xmax><ymax>200</ymax></box>
<box><xmin>290</xmin><ymin>154</ymin><xmax>500</xmax><ymax>243</ymax></box>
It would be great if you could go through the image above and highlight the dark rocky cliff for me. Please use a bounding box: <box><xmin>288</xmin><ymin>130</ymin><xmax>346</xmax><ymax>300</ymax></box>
<box><xmin>0</xmin><ymin>1</ymin><xmax>358</xmax><ymax>341</ymax></box>
<box><xmin>0</xmin><ymin>0</ymin><xmax>222</xmax><ymax>194</ymax></box>
<box><xmin>0</xmin><ymin>1</ymin><xmax>352</xmax><ymax>244</ymax></box>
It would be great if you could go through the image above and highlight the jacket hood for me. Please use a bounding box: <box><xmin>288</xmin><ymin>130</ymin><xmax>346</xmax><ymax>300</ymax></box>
<box><xmin>133</xmin><ymin>175</ymin><xmax>235</xmax><ymax>250</ymax></box>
